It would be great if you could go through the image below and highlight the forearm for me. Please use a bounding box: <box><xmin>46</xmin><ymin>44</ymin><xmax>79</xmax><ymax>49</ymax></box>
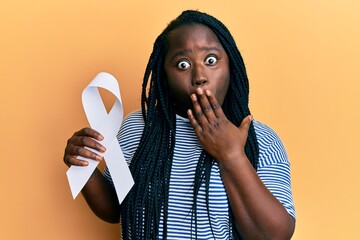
<box><xmin>81</xmin><ymin>168</ymin><xmax>120</xmax><ymax>223</ymax></box>
<box><xmin>219</xmin><ymin>155</ymin><xmax>295</xmax><ymax>240</ymax></box>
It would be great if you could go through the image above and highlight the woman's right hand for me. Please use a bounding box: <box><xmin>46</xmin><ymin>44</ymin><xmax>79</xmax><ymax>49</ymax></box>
<box><xmin>63</xmin><ymin>128</ymin><xmax>106</xmax><ymax>167</ymax></box>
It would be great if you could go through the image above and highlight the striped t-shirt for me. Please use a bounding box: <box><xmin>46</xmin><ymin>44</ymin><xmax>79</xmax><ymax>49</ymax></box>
<box><xmin>104</xmin><ymin>110</ymin><xmax>295</xmax><ymax>239</ymax></box>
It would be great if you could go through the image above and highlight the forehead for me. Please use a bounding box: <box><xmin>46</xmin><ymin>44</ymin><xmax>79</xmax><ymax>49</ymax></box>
<box><xmin>166</xmin><ymin>24</ymin><xmax>223</xmax><ymax>50</ymax></box>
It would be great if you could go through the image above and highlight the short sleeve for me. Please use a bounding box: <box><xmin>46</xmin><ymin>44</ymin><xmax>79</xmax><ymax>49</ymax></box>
<box><xmin>254</xmin><ymin>120</ymin><xmax>296</xmax><ymax>219</ymax></box>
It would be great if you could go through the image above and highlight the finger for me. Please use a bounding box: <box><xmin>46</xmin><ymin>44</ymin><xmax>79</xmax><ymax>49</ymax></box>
<box><xmin>195</xmin><ymin>88</ymin><xmax>216</xmax><ymax>120</ymax></box>
<box><xmin>75</xmin><ymin>127</ymin><xmax>104</xmax><ymax>141</ymax></box>
<box><xmin>66</xmin><ymin>143</ymin><xmax>104</xmax><ymax>161</ymax></box>
<box><xmin>190</xmin><ymin>93</ymin><xmax>206</xmax><ymax>121</ymax></box>
<box><xmin>64</xmin><ymin>155</ymin><xmax>89</xmax><ymax>167</ymax></box>
<box><xmin>187</xmin><ymin>109</ymin><xmax>203</xmax><ymax>135</ymax></box>
<box><xmin>205</xmin><ymin>89</ymin><xmax>224</xmax><ymax>118</ymax></box>
<box><xmin>70</xmin><ymin>135</ymin><xmax>106</xmax><ymax>153</ymax></box>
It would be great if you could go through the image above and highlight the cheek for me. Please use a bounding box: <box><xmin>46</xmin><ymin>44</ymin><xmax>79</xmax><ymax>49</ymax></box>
<box><xmin>215</xmin><ymin>69</ymin><xmax>230</xmax><ymax>105</ymax></box>
<box><xmin>165</xmin><ymin>67</ymin><xmax>190</xmax><ymax>91</ymax></box>
<box><xmin>165</xmin><ymin>72</ymin><xmax>189</xmax><ymax>99</ymax></box>
<box><xmin>166</xmin><ymin>75</ymin><xmax>181</xmax><ymax>93</ymax></box>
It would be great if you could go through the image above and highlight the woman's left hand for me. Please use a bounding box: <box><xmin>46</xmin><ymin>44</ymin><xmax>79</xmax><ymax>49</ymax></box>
<box><xmin>187</xmin><ymin>88</ymin><xmax>253</xmax><ymax>163</ymax></box>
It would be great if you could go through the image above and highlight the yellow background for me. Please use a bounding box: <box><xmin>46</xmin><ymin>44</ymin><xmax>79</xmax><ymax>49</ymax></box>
<box><xmin>1</xmin><ymin>1</ymin><xmax>359</xmax><ymax>239</ymax></box>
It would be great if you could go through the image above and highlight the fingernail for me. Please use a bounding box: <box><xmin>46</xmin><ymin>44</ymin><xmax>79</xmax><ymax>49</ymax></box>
<box><xmin>96</xmin><ymin>155</ymin><xmax>103</xmax><ymax>161</ymax></box>
<box><xmin>196</xmin><ymin>88</ymin><xmax>203</xmax><ymax>94</ymax></box>
<box><xmin>205</xmin><ymin>90</ymin><xmax>211</xmax><ymax>96</ymax></box>
<box><xmin>100</xmin><ymin>146</ymin><xmax>106</xmax><ymax>152</ymax></box>
<box><xmin>98</xmin><ymin>134</ymin><xmax>104</xmax><ymax>140</ymax></box>
<box><xmin>191</xmin><ymin>94</ymin><xmax>197</xmax><ymax>101</ymax></box>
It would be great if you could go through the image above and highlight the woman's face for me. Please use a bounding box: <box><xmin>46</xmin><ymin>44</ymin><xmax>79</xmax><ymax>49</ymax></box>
<box><xmin>164</xmin><ymin>24</ymin><xmax>230</xmax><ymax>117</ymax></box>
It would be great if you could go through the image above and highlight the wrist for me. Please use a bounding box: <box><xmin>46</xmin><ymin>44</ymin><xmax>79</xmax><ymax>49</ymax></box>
<box><xmin>217</xmin><ymin>151</ymin><xmax>248</xmax><ymax>171</ymax></box>
<box><xmin>87</xmin><ymin>168</ymin><xmax>100</xmax><ymax>183</ymax></box>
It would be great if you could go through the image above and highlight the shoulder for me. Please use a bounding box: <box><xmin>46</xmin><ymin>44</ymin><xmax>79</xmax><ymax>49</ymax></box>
<box><xmin>252</xmin><ymin>120</ymin><xmax>280</xmax><ymax>143</ymax></box>
<box><xmin>119</xmin><ymin>110</ymin><xmax>144</xmax><ymax>134</ymax></box>
<box><xmin>253</xmin><ymin>120</ymin><xmax>289</xmax><ymax>168</ymax></box>
<box><xmin>122</xmin><ymin>109</ymin><xmax>144</xmax><ymax>127</ymax></box>
<box><xmin>117</xmin><ymin>109</ymin><xmax>144</xmax><ymax>144</ymax></box>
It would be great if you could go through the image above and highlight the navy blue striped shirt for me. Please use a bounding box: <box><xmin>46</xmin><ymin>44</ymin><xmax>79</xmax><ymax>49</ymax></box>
<box><xmin>104</xmin><ymin>110</ymin><xmax>295</xmax><ymax>239</ymax></box>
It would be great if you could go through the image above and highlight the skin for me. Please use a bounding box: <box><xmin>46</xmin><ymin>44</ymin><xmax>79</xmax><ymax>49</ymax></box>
<box><xmin>63</xmin><ymin>23</ymin><xmax>295</xmax><ymax>239</ymax></box>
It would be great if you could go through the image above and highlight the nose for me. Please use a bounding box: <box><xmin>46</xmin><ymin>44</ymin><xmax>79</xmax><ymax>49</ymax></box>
<box><xmin>192</xmin><ymin>64</ymin><xmax>208</xmax><ymax>87</ymax></box>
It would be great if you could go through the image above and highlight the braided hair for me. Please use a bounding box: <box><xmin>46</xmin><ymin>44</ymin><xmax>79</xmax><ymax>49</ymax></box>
<box><xmin>121</xmin><ymin>10</ymin><xmax>259</xmax><ymax>239</ymax></box>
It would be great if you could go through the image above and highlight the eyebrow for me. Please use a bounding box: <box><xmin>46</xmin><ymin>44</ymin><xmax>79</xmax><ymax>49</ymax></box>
<box><xmin>169</xmin><ymin>47</ymin><xmax>221</xmax><ymax>61</ymax></box>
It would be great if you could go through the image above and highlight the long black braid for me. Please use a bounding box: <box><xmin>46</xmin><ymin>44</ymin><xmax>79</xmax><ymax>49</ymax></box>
<box><xmin>121</xmin><ymin>10</ymin><xmax>259</xmax><ymax>239</ymax></box>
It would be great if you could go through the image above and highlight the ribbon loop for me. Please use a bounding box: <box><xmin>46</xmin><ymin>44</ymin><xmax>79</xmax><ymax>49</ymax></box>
<box><xmin>66</xmin><ymin>72</ymin><xmax>134</xmax><ymax>204</ymax></box>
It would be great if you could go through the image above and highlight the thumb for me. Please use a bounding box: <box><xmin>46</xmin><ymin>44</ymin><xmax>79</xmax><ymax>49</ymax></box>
<box><xmin>239</xmin><ymin>115</ymin><xmax>253</xmax><ymax>134</ymax></box>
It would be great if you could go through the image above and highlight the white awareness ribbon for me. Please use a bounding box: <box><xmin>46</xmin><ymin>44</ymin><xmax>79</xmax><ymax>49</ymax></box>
<box><xmin>66</xmin><ymin>72</ymin><xmax>134</xmax><ymax>204</ymax></box>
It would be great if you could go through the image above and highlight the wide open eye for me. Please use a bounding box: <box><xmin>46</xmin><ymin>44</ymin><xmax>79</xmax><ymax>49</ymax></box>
<box><xmin>177</xmin><ymin>60</ymin><xmax>190</xmax><ymax>70</ymax></box>
<box><xmin>205</xmin><ymin>55</ymin><xmax>218</xmax><ymax>66</ymax></box>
